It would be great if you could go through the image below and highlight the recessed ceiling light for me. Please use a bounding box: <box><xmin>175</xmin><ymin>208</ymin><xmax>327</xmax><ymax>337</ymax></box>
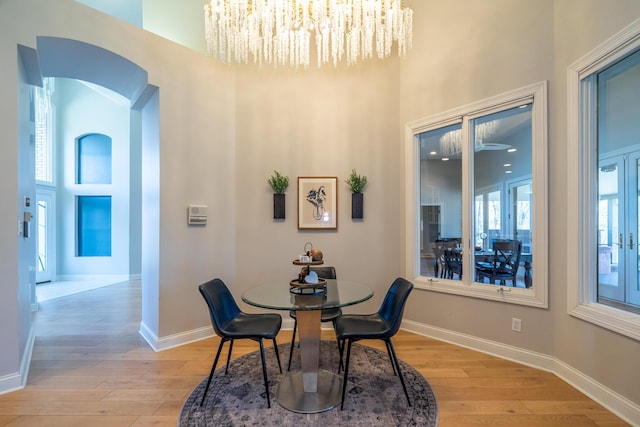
<box><xmin>504</xmin><ymin>163</ymin><xmax>511</xmax><ymax>167</ymax></box>
<box><xmin>505</xmin><ymin>170</ymin><xmax>512</xmax><ymax>174</ymax></box>
<box><xmin>507</xmin><ymin>148</ymin><xmax>517</xmax><ymax>153</ymax></box>
<box><xmin>442</xmin><ymin>157</ymin><xmax>450</xmax><ymax>161</ymax></box>
<box><xmin>430</xmin><ymin>151</ymin><xmax>437</xmax><ymax>155</ymax></box>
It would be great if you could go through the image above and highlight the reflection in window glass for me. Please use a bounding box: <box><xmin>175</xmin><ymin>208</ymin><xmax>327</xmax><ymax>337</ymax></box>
<box><xmin>473</xmin><ymin>105</ymin><xmax>533</xmax><ymax>288</ymax></box>
<box><xmin>418</xmin><ymin>123</ymin><xmax>463</xmax><ymax>279</ymax></box>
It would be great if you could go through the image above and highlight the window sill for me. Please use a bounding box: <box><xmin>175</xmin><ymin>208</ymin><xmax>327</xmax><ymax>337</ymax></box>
<box><xmin>569</xmin><ymin>302</ymin><xmax>640</xmax><ymax>342</ymax></box>
<box><xmin>413</xmin><ymin>275</ymin><xmax>548</xmax><ymax>308</ymax></box>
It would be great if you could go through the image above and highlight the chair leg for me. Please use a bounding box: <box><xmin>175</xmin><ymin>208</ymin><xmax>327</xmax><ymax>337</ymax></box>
<box><xmin>224</xmin><ymin>339</ymin><xmax>234</xmax><ymax>374</ymax></box>
<box><xmin>287</xmin><ymin>319</ymin><xmax>297</xmax><ymax>371</ymax></box>
<box><xmin>257</xmin><ymin>339</ymin><xmax>271</xmax><ymax>408</ymax></box>
<box><xmin>386</xmin><ymin>338</ymin><xmax>411</xmax><ymax>406</ymax></box>
<box><xmin>384</xmin><ymin>339</ymin><xmax>397</xmax><ymax>376</ymax></box>
<box><xmin>337</xmin><ymin>338</ymin><xmax>345</xmax><ymax>373</ymax></box>
<box><xmin>272</xmin><ymin>338</ymin><xmax>282</xmax><ymax>373</ymax></box>
<box><xmin>335</xmin><ymin>336</ymin><xmax>344</xmax><ymax>372</ymax></box>
<box><xmin>340</xmin><ymin>339</ymin><xmax>353</xmax><ymax>410</ymax></box>
<box><xmin>200</xmin><ymin>338</ymin><xmax>227</xmax><ymax>406</ymax></box>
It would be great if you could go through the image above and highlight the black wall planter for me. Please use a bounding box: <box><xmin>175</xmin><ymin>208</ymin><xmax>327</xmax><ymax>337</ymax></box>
<box><xmin>351</xmin><ymin>192</ymin><xmax>364</xmax><ymax>219</ymax></box>
<box><xmin>273</xmin><ymin>193</ymin><xmax>286</xmax><ymax>219</ymax></box>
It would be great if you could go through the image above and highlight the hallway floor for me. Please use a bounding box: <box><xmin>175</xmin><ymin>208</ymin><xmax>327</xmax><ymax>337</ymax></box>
<box><xmin>36</xmin><ymin>278</ymin><xmax>127</xmax><ymax>302</ymax></box>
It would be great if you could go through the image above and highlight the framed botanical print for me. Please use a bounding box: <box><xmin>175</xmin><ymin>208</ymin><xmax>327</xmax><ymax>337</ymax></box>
<box><xmin>297</xmin><ymin>176</ymin><xmax>338</xmax><ymax>229</ymax></box>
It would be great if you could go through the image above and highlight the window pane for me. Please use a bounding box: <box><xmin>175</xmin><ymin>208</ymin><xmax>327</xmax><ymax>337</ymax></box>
<box><xmin>35</xmin><ymin>79</ymin><xmax>54</xmax><ymax>184</ymax></box>
<box><xmin>513</xmin><ymin>182</ymin><xmax>532</xmax><ymax>254</ymax></box>
<box><xmin>77</xmin><ymin>133</ymin><xmax>112</xmax><ymax>184</ymax></box>
<box><xmin>473</xmin><ymin>105</ymin><xmax>533</xmax><ymax>288</ymax></box>
<box><xmin>597</xmin><ymin>49</ymin><xmax>640</xmax><ymax>308</ymax></box>
<box><xmin>418</xmin><ymin>123</ymin><xmax>463</xmax><ymax>279</ymax></box>
<box><xmin>37</xmin><ymin>200</ymin><xmax>47</xmax><ymax>272</ymax></box>
<box><xmin>77</xmin><ymin>196</ymin><xmax>111</xmax><ymax>257</ymax></box>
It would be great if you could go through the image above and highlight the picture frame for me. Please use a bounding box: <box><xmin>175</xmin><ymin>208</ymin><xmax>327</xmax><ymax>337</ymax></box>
<box><xmin>297</xmin><ymin>176</ymin><xmax>338</xmax><ymax>230</ymax></box>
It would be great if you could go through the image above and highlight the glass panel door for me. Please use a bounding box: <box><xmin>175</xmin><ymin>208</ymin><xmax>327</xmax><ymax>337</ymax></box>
<box><xmin>598</xmin><ymin>157</ymin><xmax>624</xmax><ymax>301</ymax></box>
<box><xmin>598</xmin><ymin>153</ymin><xmax>640</xmax><ymax>306</ymax></box>
<box><xmin>35</xmin><ymin>190</ymin><xmax>55</xmax><ymax>284</ymax></box>
<box><xmin>633</xmin><ymin>154</ymin><xmax>640</xmax><ymax>305</ymax></box>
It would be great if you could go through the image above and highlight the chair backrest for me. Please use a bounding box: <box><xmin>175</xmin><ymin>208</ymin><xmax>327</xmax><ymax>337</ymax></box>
<box><xmin>377</xmin><ymin>277</ymin><xmax>414</xmax><ymax>338</ymax></box>
<box><xmin>492</xmin><ymin>239</ymin><xmax>522</xmax><ymax>274</ymax></box>
<box><xmin>309</xmin><ymin>266</ymin><xmax>337</xmax><ymax>280</ymax></box>
<box><xmin>443</xmin><ymin>248</ymin><xmax>463</xmax><ymax>274</ymax></box>
<box><xmin>198</xmin><ymin>278</ymin><xmax>241</xmax><ymax>337</ymax></box>
<box><xmin>434</xmin><ymin>239</ymin><xmax>459</xmax><ymax>276</ymax></box>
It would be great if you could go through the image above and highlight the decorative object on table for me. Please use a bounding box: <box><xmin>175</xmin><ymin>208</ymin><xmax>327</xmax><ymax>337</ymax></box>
<box><xmin>290</xmin><ymin>242</ymin><xmax>327</xmax><ymax>293</ymax></box>
<box><xmin>345</xmin><ymin>169</ymin><xmax>367</xmax><ymax>219</ymax></box>
<box><xmin>297</xmin><ymin>176</ymin><xmax>338</xmax><ymax>229</ymax></box>
<box><xmin>267</xmin><ymin>170</ymin><xmax>289</xmax><ymax>219</ymax></box>
<box><xmin>178</xmin><ymin>340</ymin><xmax>438</xmax><ymax>426</ymax></box>
<box><xmin>203</xmin><ymin>1</ymin><xmax>413</xmax><ymax>69</ymax></box>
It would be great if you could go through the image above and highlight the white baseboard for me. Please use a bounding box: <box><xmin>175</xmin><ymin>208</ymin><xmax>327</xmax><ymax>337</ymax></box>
<box><xmin>139</xmin><ymin>321</ymin><xmax>214</xmax><ymax>352</ymax></box>
<box><xmin>0</xmin><ymin>372</ymin><xmax>23</xmax><ymax>396</ymax></box>
<box><xmin>553</xmin><ymin>358</ymin><xmax>640</xmax><ymax>426</ymax></box>
<box><xmin>402</xmin><ymin>319</ymin><xmax>640</xmax><ymax>427</ymax></box>
<box><xmin>0</xmin><ymin>325</ymin><xmax>35</xmax><ymax>396</ymax></box>
<box><xmin>138</xmin><ymin>317</ymin><xmax>327</xmax><ymax>353</ymax></box>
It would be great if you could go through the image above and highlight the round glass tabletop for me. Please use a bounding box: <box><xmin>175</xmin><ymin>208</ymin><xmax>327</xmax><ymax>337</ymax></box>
<box><xmin>242</xmin><ymin>280</ymin><xmax>373</xmax><ymax>311</ymax></box>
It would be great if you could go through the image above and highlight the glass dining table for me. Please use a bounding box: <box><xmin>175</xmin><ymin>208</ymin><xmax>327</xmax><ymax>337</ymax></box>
<box><xmin>242</xmin><ymin>279</ymin><xmax>373</xmax><ymax>413</ymax></box>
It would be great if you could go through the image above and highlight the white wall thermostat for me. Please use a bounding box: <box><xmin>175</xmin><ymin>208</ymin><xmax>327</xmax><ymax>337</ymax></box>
<box><xmin>187</xmin><ymin>205</ymin><xmax>208</xmax><ymax>225</ymax></box>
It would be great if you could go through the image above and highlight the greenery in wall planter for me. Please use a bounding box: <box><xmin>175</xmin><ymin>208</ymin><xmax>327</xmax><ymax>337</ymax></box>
<box><xmin>268</xmin><ymin>170</ymin><xmax>289</xmax><ymax>219</ymax></box>
<box><xmin>345</xmin><ymin>169</ymin><xmax>367</xmax><ymax>219</ymax></box>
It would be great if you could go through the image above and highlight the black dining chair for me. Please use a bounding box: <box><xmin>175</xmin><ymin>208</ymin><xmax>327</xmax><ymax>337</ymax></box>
<box><xmin>198</xmin><ymin>278</ymin><xmax>282</xmax><ymax>408</ymax></box>
<box><xmin>475</xmin><ymin>239</ymin><xmax>522</xmax><ymax>286</ymax></box>
<box><xmin>287</xmin><ymin>266</ymin><xmax>342</xmax><ymax>371</ymax></box>
<box><xmin>334</xmin><ymin>277</ymin><xmax>414</xmax><ymax>410</ymax></box>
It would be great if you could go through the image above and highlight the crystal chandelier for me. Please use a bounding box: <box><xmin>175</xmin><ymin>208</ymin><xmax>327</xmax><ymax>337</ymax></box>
<box><xmin>203</xmin><ymin>0</ymin><xmax>413</xmax><ymax>69</ymax></box>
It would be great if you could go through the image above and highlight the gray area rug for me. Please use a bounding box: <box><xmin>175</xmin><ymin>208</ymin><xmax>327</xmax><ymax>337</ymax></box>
<box><xmin>179</xmin><ymin>340</ymin><xmax>438</xmax><ymax>426</ymax></box>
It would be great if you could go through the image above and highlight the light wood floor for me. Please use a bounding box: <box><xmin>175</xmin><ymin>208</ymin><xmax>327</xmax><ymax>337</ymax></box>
<box><xmin>0</xmin><ymin>280</ymin><xmax>630</xmax><ymax>426</ymax></box>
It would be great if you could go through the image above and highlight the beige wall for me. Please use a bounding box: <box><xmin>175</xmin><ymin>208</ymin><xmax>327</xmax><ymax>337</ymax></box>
<box><xmin>551</xmin><ymin>0</ymin><xmax>640</xmax><ymax>406</ymax></box>
<box><xmin>400</xmin><ymin>0</ymin><xmax>556</xmax><ymax>354</ymax></box>
<box><xmin>399</xmin><ymin>0</ymin><xmax>640</xmax><ymax>407</ymax></box>
<box><xmin>232</xmin><ymin>62</ymin><xmax>402</xmax><ymax>310</ymax></box>
<box><xmin>1</xmin><ymin>0</ymin><xmax>640</xmax><ymax>414</ymax></box>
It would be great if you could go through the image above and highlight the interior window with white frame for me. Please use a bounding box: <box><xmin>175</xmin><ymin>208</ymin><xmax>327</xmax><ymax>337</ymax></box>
<box><xmin>406</xmin><ymin>82</ymin><xmax>548</xmax><ymax>308</ymax></box>
<box><xmin>567</xmin><ymin>19</ymin><xmax>640</xmax><ymax>341</ymax></box>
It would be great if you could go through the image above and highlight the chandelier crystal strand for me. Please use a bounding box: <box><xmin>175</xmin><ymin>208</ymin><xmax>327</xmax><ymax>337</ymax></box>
<box><xmin>204</xmin><ymin>0</ymin><xmax>413</xmax><ymax>68</ymax></box>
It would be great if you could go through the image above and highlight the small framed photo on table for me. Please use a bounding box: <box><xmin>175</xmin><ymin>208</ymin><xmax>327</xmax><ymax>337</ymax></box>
<box><xmin>297</xmin><ymin>176</ymin><xmax>338</xmax><ymax>230</ymax></box>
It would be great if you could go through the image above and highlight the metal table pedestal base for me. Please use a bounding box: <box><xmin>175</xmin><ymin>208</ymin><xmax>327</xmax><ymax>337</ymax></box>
<box><xmin>275</xmin><ymin>370</ymin><xmax>343</xmax><ymax>413</ymax></box>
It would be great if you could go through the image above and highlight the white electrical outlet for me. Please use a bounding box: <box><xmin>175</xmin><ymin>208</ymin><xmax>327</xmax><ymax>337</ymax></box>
<box><xmin>511</xmin><ymin>317</ymin><xmax>522</xmax><ymax>332</ymax></box>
